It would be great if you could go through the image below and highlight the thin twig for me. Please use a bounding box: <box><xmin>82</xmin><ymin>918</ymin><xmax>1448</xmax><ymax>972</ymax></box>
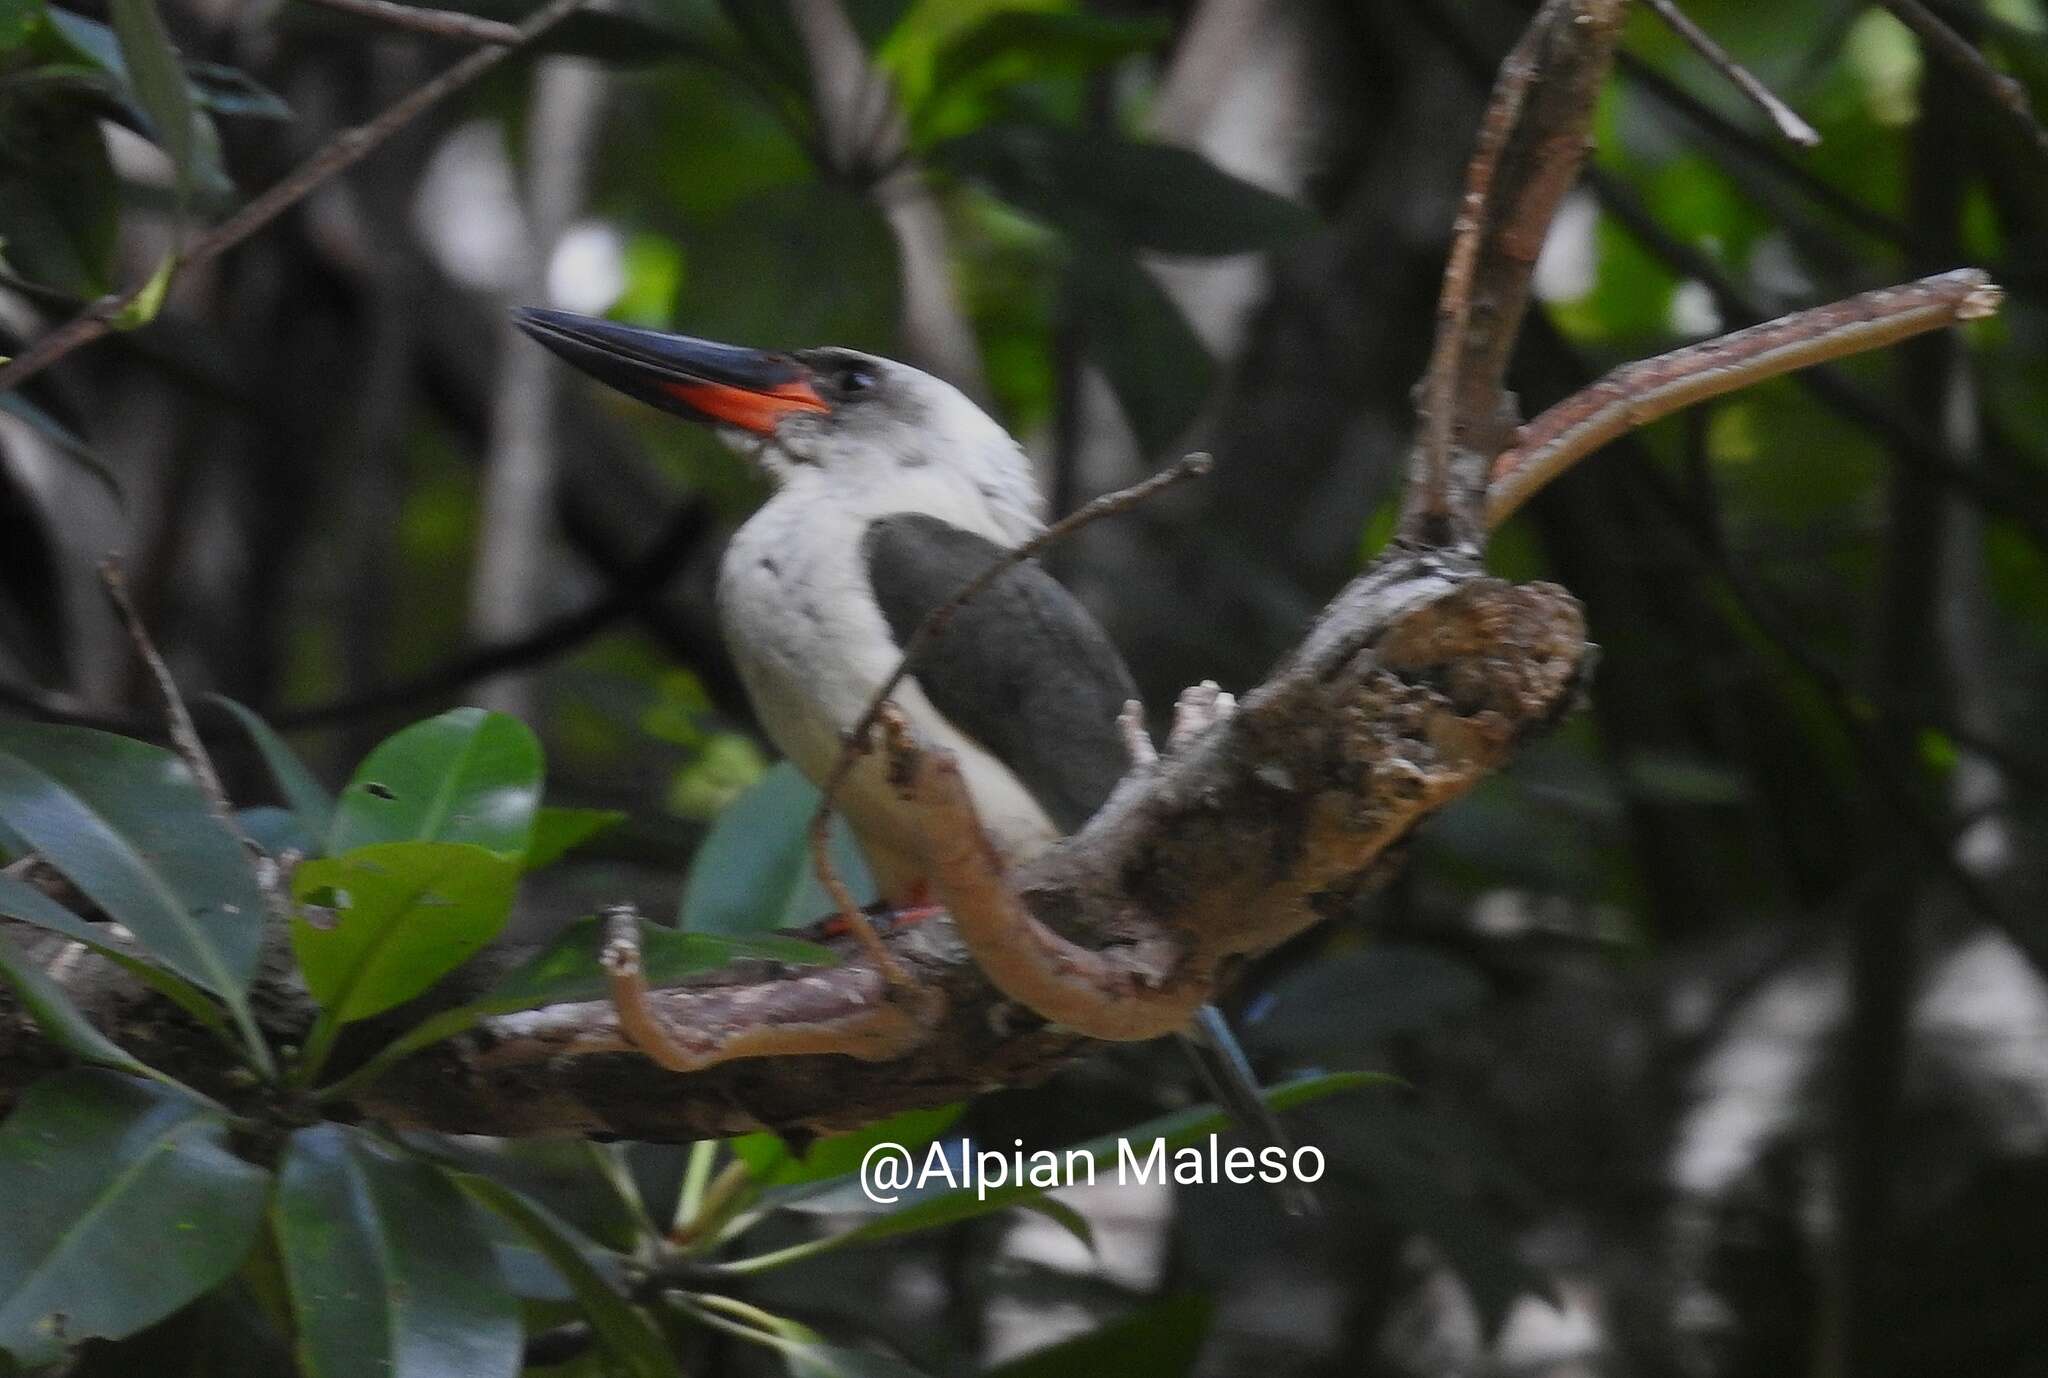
<box><xmin>1643</xmin><ymin>0</ymin><xmax>1821</xmax><ymax>147</ymax></box>
<box><xmin>100</xmin><ymin>559</ymin><xmax>288</xmax><ymax>922</ymax></box>
<box><xmin>1486</xmin><ymin>269</ymin><xmax>2003</xmax><ymax>526</ymax></box>
<box><xmin>1881</xmin><ymin>0</ymin><xmax>2048</xmax><ymax>167</ymax></box>
<box><xmin>804</xmin><ymin>452</ymin><xmax>1214</xmax><ymax>960</ymax></box>
<box><xmin>0</xmin><ymin>0</ymin><xmax>588</xmax><ymax>394</ymax></box>
<box><xmin>298</xmin><ymin>0</ymin><xmax>523</xmax><ymax>45</ymax></box>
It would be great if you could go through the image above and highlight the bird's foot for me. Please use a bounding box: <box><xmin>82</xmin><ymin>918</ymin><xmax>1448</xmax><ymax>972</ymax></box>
<box><xmin>1166</xmin><ymin>680</ymin><xmax>1236</xmax><ymax>754</ymax></box>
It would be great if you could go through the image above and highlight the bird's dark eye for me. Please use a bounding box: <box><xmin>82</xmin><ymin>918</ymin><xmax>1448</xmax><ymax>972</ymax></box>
<box><xmin>834</xmin><ymin>365</ymin><xmax>876</xmax><ymax>397</ymax></box>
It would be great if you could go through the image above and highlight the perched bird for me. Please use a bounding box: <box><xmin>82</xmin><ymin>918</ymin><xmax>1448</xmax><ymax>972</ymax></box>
<box><xmin>512</xmin><ymin>309</ymin><xmax>1305</xmax><ymax>1209</ymax></box>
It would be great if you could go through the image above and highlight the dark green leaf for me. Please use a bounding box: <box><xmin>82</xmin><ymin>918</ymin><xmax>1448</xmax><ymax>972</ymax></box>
<box><xmin>0</xmin><ymin>722</ymin><xmax>263</xmax><ymax>999</ymax></box>
<box><xmin>0</xmin><ymin>872</ymin><xmax>225</xmax><ymax>1031</ymax></box>
<box><xmin>290</xmin><ymin>841</ymin><xmax>520</xmax><ymax>1024</ymax></box>
<box><xmin>916</xmin><ymin>10</ymin><xmax>1165</xmax><ymax>139</ymax></box>
<box><xmin>212</xmin><ymin>695</ymin><xmax>334</xmax><ymax>844</ymax></box>
<box><xmin>1068</xmin><ymin>242</ymin><xmax>1213</xmax><ymax>453</ymax></box>
<box><xmin>525</xmin><ymin>805</ymin><xmax>626</xmax><ymax>871</ymax></box>
<box><xmin>320</xmin><ymin>914</ymin><xmax>832</xmax><ymax>1097</ymax></box>
<box><xmin>274</xmin><ymin>1125</ymin><xmax>521</xmax><ymax>1378</ymax></box>
<box><xmin>181</xmin><ymin>61</ymin><xmax>290</xmax><ymax>119</ymax></box>
<box><xmin>984</xmin><ymin>1294</ymin><xmax>1210</xmax><ymax>1378</ymax></box>
<box><xmin>677</xmin><ymin>762</ymin><xmax>875</xmax><ymax>935</ymax></box>
<box><xmin>456</xmin><ymin>1173</ymin><xmax>680</xmax><ymax>1378</ymax></box>
<box><xmin>107</xmin><ymin>0</ymin><xmax>197</xmax><ymax>209</ymax></box>
<box><xmin>0</xmin><ymin>929</ymin><xmax>160</xmax><ymax>1081</ymax></box>
<box><xmin>0</xmin><ymin>1070</ymin><xmax>267</xmax><ymax>1365</ymax></box>
<box><xmin>0</xmin><ymin>106</ymin><xmax>120</xmax><ymax>297</ymax></box>
<box><xmin>328</xmin><ymin>708</ymin><xmax>544</xmax><ymax>859</ymax></box>
<box><xmin>933</xmin><ymin>123</ymin><xmax>1314</xmax><ymax>255</ymax></box>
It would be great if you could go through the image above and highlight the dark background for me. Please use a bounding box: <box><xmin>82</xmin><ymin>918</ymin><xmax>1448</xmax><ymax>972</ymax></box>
<box><xmin>4</xmin><ymin>0</ymin><xmax>2048</xmax><ymax>1373</ymax></box>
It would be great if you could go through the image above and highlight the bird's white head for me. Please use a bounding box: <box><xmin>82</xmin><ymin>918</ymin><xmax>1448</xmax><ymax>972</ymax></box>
<box><xmin>511</xmin><ymin>309</ymin><xmax>1043</xmax><ymax>543</ymax></box>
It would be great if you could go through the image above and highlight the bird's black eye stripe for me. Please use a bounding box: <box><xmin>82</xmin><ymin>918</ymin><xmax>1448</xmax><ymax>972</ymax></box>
<box><xmin>834</xmin><ymin>365</ymin><xmax>876</xmax><ymax>396</ymax></box>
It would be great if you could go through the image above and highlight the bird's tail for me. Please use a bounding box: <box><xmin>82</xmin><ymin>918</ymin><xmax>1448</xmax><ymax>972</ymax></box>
<box><xmin>1177</xmin><ymin>1004</ymin><xmax>1319</xmax><ymax>1217</ymax></box>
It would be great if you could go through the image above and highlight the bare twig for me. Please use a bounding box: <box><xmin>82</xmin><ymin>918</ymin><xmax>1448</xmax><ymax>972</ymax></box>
<box><xmin>1643</xmin><ymin>0</ymin><xmax>1821</xmax><ymax>146</ymax></box>
<box><xmin>298</xmin><ymin>0</ymin><xmax>523</xmax><ymax>45</ymax></box>
<box><xmin>0</xmin><ymin>0</ymin><xmax>588</xmax><ymax>395</ymax></box>
<box><xmin>1486</xmin><ymin>269</ymin><xmax>2003</xmax><ymax>526</ymax></box>
<box><xmin>100</xmin><ymin>560</ymin><xmax>231</xmax><ymax>825</ymax></box>
<box><xmin>100</xmin><ymin>560</ymin><xmax>289</xmax><ymax>929</ymax></box>
<box><xmin>1401</xmin><ymin>0</ymin><xmax>1629</xmax><ymax>549</ymax></box>
<box><xmin>803</xmin><ymin>452</ymin><xmax>1213</xmax><ymax>957</ymax></box>
<box><xmin>1881</xmin><ymin>0</ymin><xmax>2048</xmax><ymax>167</ymax></box>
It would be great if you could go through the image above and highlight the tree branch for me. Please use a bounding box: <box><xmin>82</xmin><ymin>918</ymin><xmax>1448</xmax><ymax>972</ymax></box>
<box><xmin>1881</xmin><ymin>0</ymin><xmax>2048</xmax><ymax>170</ymax></box>
<box><xmin>1400</xmin><ymin>0</ymin><xmax>1629</xmax><ymax>549</ymax></box>
<box><xmin>1486</xmin><ymin>268</ymin><xmax>2003</xmax><ymax>526</ymax></box>
<box><xmin>297</xmin><ymin>0</ymin><xmax>524</xmax><ymax>45</ymax></box>
<box><xmin>0</xmin><ymin>0</ymin><xmax>588</xmax><ymax>395</ymax></box>
<box><xmin>1642</xmin><ymin>0</ymin><xmax>1820</xmax><ymax>147</ymax></box>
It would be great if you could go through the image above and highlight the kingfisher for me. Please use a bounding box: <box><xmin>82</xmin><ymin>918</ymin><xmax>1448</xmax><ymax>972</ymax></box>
<box><xmin>512</xmin><ymin>308</ymin><xmax>1302</xmax><ymax>1207</ymax></box>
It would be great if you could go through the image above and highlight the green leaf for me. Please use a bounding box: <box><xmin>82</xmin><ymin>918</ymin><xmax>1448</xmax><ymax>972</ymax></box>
<box><xmin>0</xmin><ymin>872</ymin><xmax>226</xmax><ymax>1032</ymax></box>
<box><xmin>290</xmin><ymin>841</ymin><xmax>520</xmax><ymax>1024</ymax></box>
<box><xmin>910</xmin><ymin>10</ymin><xmax>1166</xmax><ymax>141</ymax></box>
<box><xmin>317</xmin><ymin>914</ymin><xmax>833</xmax><ymax>1098</ymax></box>
<box><xmin>678</xmin><ymin>762</ymin><xmax>876</xmax><ymax>935</ymax></box>
<box><xmin>107</xmin><ymin>248</ymin><xmax>174</xmax><ymax>330</ymax></box>
<box><xmin>455</xmin><ymin>1173</ymin><xmax>681</xmax><ymax>1378</ymax></box>
<box><xmin>107</xmin><ymin>0</ymin><xmax>197</xmax><ymax>210</ymax></box>
<box><xmin>731</xmin><ymin>1103</ymin><xmax>963</xmax><ymax>1191</ymax></box>
<box><xmin>0</xmin><ymin>0</ymin><xmax>42</xmax><ymax>51</ymax></box>
<box><xmin>0</xmin><ymin>928</ymin><xmax>161</xmax><ymax>1082</ymax></box>
<box><xmin>328</xmin><ymin>708</ymin><xmax>544</xmax><ymax>859</ymax></box>
<box><xmin>211</xmin><ymin>695</ymin><xmax>334</xmax><ymax>844</ymax></box>
<box><xmin>0</xmin><ymin>722</ymin><xmax>264</xmax><ymax>999</ymax></box>
<box><xmin>181</xmin><ymin>61</ymin><xmax>290</xmax><ymax>120</ymax></box>
<box><xmin>525</xmin><ymin>805</ymin><xmax>626</xmax><ymax>871</ymax></box>
<box><xmin>727</xmin><ymin>1072</ymin><xmax>1383</xmax><ymax>1272</ymax></box>
<box><xmin>1016</xmin><ymin>1195</ymin><xmax>1094</xmax><ymax>1253</ymax></box>
<box><xmin>933</xmin><ymin>123</ymin><xmax>1315</xmax><ymax>256</ymax></box>
<box><xmin>0</xmin><ymin>105</ymin><xmax>120</xmax><ymax>297</ymax></box>
<box><xmin>0</xmin><ymin>1070</ymin><xmax>268</xmax><ymax>1365</ymax></box>
<box><xmin>984</xmin><ymin>1294</ymin><xmax>1210</xmax><ymax>1378</ymax></box>
<box><xmin>274</xmin><ymin>1125</ymin><xmax>521</xmax><ymax>1378</ymax></box>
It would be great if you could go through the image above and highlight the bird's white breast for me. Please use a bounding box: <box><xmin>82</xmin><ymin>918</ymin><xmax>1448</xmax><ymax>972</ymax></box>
<box><xmin>717</xmin><ymin>472</ymin><xmax>1061</xmax><ymax>899</ymax></box>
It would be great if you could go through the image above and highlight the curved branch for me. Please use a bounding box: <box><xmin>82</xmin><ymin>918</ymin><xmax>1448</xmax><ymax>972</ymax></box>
<box><xmin>1486</xmin><ymin>269</ymin><xmax>2003</xmax><ymax>527</ymax></box>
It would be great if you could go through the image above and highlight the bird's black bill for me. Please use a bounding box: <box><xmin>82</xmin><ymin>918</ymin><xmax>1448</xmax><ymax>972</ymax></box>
<box><xmin>510</xmin><ymin>307</ymin><xmax>825</xmax><ymax>434</ymax></box>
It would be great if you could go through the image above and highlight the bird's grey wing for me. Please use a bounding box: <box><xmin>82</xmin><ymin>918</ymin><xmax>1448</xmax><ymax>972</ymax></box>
<box><xmin>862</xmin><ymin>513</ymin><xmax>1136</xmax><ymax>833</ymax></box>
